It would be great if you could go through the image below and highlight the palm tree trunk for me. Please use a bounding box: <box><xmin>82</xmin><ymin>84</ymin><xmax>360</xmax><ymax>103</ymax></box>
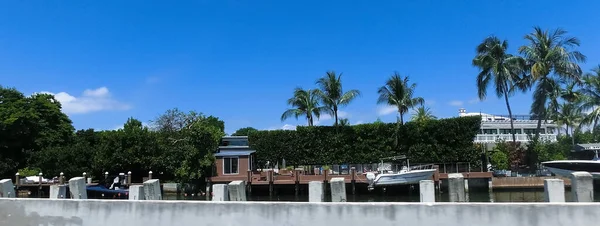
<box><xmin>334</xmin><ymin>106</ymin><xmax>338</xmax><ymax>127</ymax></box>
<box><xmin>308</xmin><ymin>116</ymin><xmax>313</xmax><ymax>126</ymax></box>
<box><xmin>400</xmin><ymin>112</ymin><xmax>404</xmax><ymax>125</ymax></box>
<box><xmin>534</xmin><ymin>108</ymin><xmax>544</xmax><ymax>141</ymax></box>
<box><xmin>502</xmin><ymin>87</ymin><xmax>517</xmax><ymax>144</ymax></box>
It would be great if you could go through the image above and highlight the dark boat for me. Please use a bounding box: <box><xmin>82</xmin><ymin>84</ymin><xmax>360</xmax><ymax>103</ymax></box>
<box><xmin>541</xmin><ymin>143</ymin><xmax>600</xmax><ymax>179</ymax></box>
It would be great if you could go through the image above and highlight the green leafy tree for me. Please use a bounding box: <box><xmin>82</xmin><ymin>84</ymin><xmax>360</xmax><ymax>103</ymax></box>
<box><xmin>281</xmin><ymin>88</ymin><xmax>327</xmax><ymax>126</ymax></box>
<box><xmin>232</xmin><ymin>127</ymin><xmax>258</xmax><ymax>136</ymax></box>
<box><xmin>315</xmin><ymin>71</ymin><xmax>361</xmax><ymax>126</ymax></box>
<box><xmin>553</xmin><ymin>103</ymin><xmax>584</xmax><ymax>146</ymax></box>
<box><xmin>519</xmin><ymin>27</ymin><xmax>586</xmax><ymax>140</ymax></box>
<box><xmin>339</xmin><ymin>118</ymin><xmax>350</xmax><ymax>126</ymax></box>
<box><xmin>377</xmin><ymin>72</ymin><xmax>424</xmax><ymax>125</ymax></box>
<box><xmin>473</xmin><ymin>36</ymin><xmax>527</xmax><ymax>144</ymax></box>
<box><xmin>411</xmin><ymin>105</ymin><xmax>437</xmax><ymax>123</ymax></box>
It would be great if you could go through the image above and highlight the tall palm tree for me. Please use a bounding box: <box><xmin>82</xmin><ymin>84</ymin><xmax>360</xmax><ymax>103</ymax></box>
<box><xmin>339</xmin><ymin>118</ymin><xmax>350</xmax><ymax>126</ymax></box>
<box><xmin>377</xmin><ymin>72</ymin><xmax>424</xmax><ymax>125</ymax></box>
<box><xmin>579</xmin><ymin>66</ymin><xmax>600</xmax><ymax>136</ymax></box>
<box><xmin>473</xmin><ymin>36</ymin><xmax>527</xmax><ymax>144</ymax></box>
<box><xmin>281</xmin><ymin>88</ymin><xmax>327</xmax><ymax>126</ymax></box>
<box><xmin>411</xmin><ymin>105</ymin><xmax>437</xmax><ymax>123</ymax></box>
<box><xmin>519</xmin><ymin>27</ymin><xmax>586</xmax><ymax>140</ymax></box>
<box><xmin>315</xmin><ymin>71</ymin><xmax>361</xmax><ymax>126</ymax></box>
<box><xmin>554</xmin><ymin>102</ymin><xmax>584</xmax><ymax>146</ymax></box>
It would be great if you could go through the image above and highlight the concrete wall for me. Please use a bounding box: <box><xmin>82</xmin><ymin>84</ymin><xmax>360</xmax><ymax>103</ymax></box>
<box><xmin>0</xmin><ymin>198</ymin><xmax>598</xmax><ymax>226</ymax></box>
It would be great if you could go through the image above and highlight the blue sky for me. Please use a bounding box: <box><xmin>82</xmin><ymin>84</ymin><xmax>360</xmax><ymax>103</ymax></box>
<box><xmin>2</xmin><ymin>1</ymin><xmax>600</xmax><ymax>134</ymax></box>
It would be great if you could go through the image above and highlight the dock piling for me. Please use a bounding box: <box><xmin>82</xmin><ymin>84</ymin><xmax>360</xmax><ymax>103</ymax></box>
<box><xmin>228</xmin><ymin>180</ymin><xmax>247</xmax><ymax>201</ymax></box>
<box><xmin>308</xmin><ymin>181</ymin><xmax>324</xmax><ymax>202</ymax></box>
<box><xmin>143</xmin><ymin>179</ymin><xmax>162</xmax><ymax>200</ymax></box>
<box><xmin>68</xmin><ymin>177</ymin><xmax>87</xmax><ymax>199</ymax></box>
<box><xmin>49</xmin><ymin>185</ymin><xmax>67</xmax><ymax>199</ymax></box>
<box><xmin>129</xmin><ymin>185</ymin><xmax>145</xmax><ymax>200</ymax></box>
<box><xmin>351</xmin><ymin>167</ymin><xmax>356</xmax><ymax>195</ymax></box>
<box><xmin>330</xmin><ymin>177</ymin><xmax>346</xmax><ymax>202</ymax></box>
<box><xmin>294</xmin><ymin>169</ymin><xmax>300</xmax><ymax>196</ymax></box>
<box><xmin>448</xmin><ymin>173</ymin><xmax>465</xmax><ymax>202</ymax></box>
<box><xmin>544</xmin><ymin>179</ymin><xmax>565</xmax><ymax>202</ymax></box>
<box><xmin>0</xmin><ymin>179</ymin><xmax>16</xmax><ymax>198</ymax></box>
<box><xmin>15</xmin><ymin>173</ymin><xmax>20</xmax><ymax>187</ymax></box>
<box><xmin>419</xmin><ymin>180</ymin><xmax>435</xmax><ymax>202</ymax></box>
<box><xmin>212</xmin><ymin>184</ymin><xmax>229</xmax><ymax>201</ymax></box>
<box><xmin>246</xmin><ymin>170</ymin><xmax>252</xmax><ymax>195</ymax></box>
<box><xmin>570</xmin><ymin>172</ymin><xmax>594</xmax><ymax>202</ymax></box>
<box><xmin>59</xmin><ymin>172</ymin><xmax>64</xmax><ymax>185</ymax></box>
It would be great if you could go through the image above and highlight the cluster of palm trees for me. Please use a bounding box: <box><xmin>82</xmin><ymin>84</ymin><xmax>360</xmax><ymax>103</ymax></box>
<box><xmin>281</xmin><ymin>71</ymin><xmax>435</xmax><ymax>126</ymax></box>
<box><xmin>473</xmin><ymin>26</ymin><xmax>600</xmax><ymax>146</ymax></box>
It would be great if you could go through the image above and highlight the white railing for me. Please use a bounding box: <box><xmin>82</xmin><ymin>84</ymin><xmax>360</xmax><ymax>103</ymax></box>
<box><xmin>474</xmin><ymin>134</ymin><xmax>558</xmax><ymax>143</ymax></box>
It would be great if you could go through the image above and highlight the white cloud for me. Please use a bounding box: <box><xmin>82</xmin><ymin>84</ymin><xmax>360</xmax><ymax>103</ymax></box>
<box><xmin>352</xmin><ymin>120</ymin><xmax>365</xmax><ymax>125</ymax></box>
<box><xmin>377</xmin><ymin>105</ymin><xmax>397</xmax><ymax>116</ymax></box>
<box><xmin>267</xmin><ymin>124</ymin><xmax>297</xmax><ymax>130</ymax></box>
<box><xmin>314</xmin><ymin>111</ymin><xmax>349</xmax><ymax>125</ymax></box>
<box><xmin>448</xmin><ymin>100</ymin><xmax>464</xmax><ymax>107</ymax></box>
<box><xmin>40</xmin><ymin>87</ymin><xmax>131</xmax><ymax>114</ymax></box>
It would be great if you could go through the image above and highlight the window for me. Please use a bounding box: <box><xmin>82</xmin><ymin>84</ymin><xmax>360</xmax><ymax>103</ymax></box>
<box><xmin>482</xmin><ymin>129</ymin><xmax>497</xmax><ymax>134</ymax></box>
<box><xmin>224</xmin><ymin>157</ymin><xmax>239</xmax><ymax>174</ymax></box>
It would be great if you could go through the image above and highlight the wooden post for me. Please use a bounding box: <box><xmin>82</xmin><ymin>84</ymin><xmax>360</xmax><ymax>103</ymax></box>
<box><xmin>38</xmin><ymin>173</ymin><xmax>43</xmax><ymax>198</ymax></box>
<box><xmin>15</xmin><ymin>172</ymin><xmax>20</xmax><ymax>187</ymax></box>
<box><xmin>206</xmin><ymin>178</ymin><xmax>212</xmax><ymax>201</ymax></box>
<box><xmin>268</xmin><ymin>170</ymin><xmax>274</xmax><ymax>196</ymax></box>
<box><xmin>246</xmin><ymin>170</ymin><xmax>252</xmax><ymax>195</ymax></box>
<box><xmin>104</xmin><ymin>172</ymin><xmax>109</xmax><ymax>181</ymax></box>
<box><xmin>82</xmin><ymin>172</ymin><xmax>87</xmax><ymax>183</ymax></box>
<box><xmin>350</xmin><ymin>167</ymin><xmax>356</xmax><ymax>195</ymax></box>
<box><xmin>59</xmin><ymin>172</ymin><xmax>65</xmax><ymax>185</ymax></box>
<box><xmin>127</xmin><ymin>171</ymin><xmax>132</xmax><ymax>186</ymax></box>
<box><xmin>294</xmin><ymin>169</ymin><xmax>300</xmax><ymax>196</ymax></box>
<box><xmin>148</xmin><ymin>171</ymin><xmax>153</xmax><ymax>180</ymax></box>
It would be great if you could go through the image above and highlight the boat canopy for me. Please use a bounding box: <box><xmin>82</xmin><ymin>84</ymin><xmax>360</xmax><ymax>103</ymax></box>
<box><xmin>573</xmin><ymin>143</ymin><xmax>600</xmax><ymax>152</ymax></box>
<box><xmin>380</xmin><ymin>155</ymin><xmax>407</xmax><ymax>161</ymax></box>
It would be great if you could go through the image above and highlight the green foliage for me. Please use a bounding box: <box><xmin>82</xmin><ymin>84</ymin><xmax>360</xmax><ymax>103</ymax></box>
<box><xmin>17</xmin><ymin>167</ymin><xmax>42</xmax><ymax>177</ymax></box>
<box><xmin>232</xmin><ymin>127</ymin><xmax>258</xmax><ymax>136</ymax></box>
<box><xmin>249</xmin><ymin>116</ymin><xmax>481</xmax><ymax>165</ymax></box>
<box><xmin>490</xmin><ymin>151</ymin><xmax>509</xmax><ymax>170</ymax></box>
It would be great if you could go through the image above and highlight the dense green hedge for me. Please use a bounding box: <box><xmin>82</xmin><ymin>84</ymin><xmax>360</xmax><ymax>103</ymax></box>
<box><xmin>249</xmin><ymin>116</ymin><xmax>481</xmax><ymax>166</ymax></box>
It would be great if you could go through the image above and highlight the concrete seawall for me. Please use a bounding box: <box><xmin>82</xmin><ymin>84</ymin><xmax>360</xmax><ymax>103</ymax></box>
<box><xmin>0</xmin><ymin>198</ymin><xmax>598</xmax><ymax>226</ymax></box>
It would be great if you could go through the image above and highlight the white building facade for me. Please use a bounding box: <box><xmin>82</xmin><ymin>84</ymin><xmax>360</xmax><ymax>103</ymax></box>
<box><xmin>458</xmin><ymin>108</ymin><xmax>558</xmax><ymax>143</ymax></box>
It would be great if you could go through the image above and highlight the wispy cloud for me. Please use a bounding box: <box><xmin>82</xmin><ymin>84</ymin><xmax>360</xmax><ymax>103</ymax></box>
<box><xmin>377</xmin><ymin>105</ymin><xmax>397</xmax><ymax>116</ymax></box>
<box><xmin>448</xmin><ymin>100</ymin><xmax>464</xmax><ymax>107</ymax></box>
<box><xmin>267</xmin><ymin>124</ymin><xmax>297</xmax><ymax>130</ymax></box>
<box><xmin>39</xmin><ymin>87</ymin><xmax>131</xmax><ymax>115</ymax></box>
<box><xmin>314</xmin><ymin>111</ymin><xmax>349</xmax><ymax>125</ymax></box>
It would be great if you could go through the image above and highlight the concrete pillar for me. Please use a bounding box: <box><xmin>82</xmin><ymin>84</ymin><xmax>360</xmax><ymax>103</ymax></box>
<box><xmin>544</xmin><ymin>179</ymin><xmax>565</xmax><ymax>202</ymax></box>
<box><xmin>330</xmin><ymin>177</ymin><xmax>346</xmax><ymax>202</ymax></box>
<box><xmin>143</xmin><ymin>179</ymin><xmax>162</xmax><ymax>200</ymax></box>
<box><xmin>59</xmin><ymin>172</ymin><xmax>65</xmax><ymax>185</ymax></box>
<box><xmin>148</xmin><ymin>171</ymin><xmax>153</xmax><ymax>180</ymax></box>
<box><xmin>15</xmin><ymin>173</ymin><xmax>20</xmax><ymax>186</ymax></box>
<box><xmin>570</xmin><ymin>172</ymin><xmax>594</xmax><ymax>202</ymax></box>
<box><xmin>488</xmin><ymin>178</ymin><xmax>493</xmax><ymax>192</ymax></box>
<box><xmin>464</xmin><ymin>178</ymin><xmax>469</xmax><ymax>193</ymax></box>
<box><xmin>129</xmin><ymin>185</ymin><xmax>145</xmax><ymax>200</ymax></box>
<box><xmin>0</xmin><ymin>179</ymin><xmax>16</xmax><ymax>198</ymax></box>
<box><xmin>228</xmin><ymin>180</ymin><xmax>247</xmax><ymax>201</ymax></box>
<box><xmin>448</xmin><ymin>173</ymin><xmax>465</xmax><ymax>202</ymax></box>
<box><xmin>68</xmin><ymin>177</ymin><xmax>87</xmax><ymax>199</ymax></box>
<box><xmin>309</xmin><ymin>181</ymin><xmax>324</xmax><ymax>202</ymax></box>
<box><xmin>212</xmin><ymin>184</ymin><xmax>229</xmax><ymax>201</ymax></box>
<box><xmin>49</xmin><ymin>185</ymin><xmax>67</xmax><ymax>199</ymax></box>
<box><xmin>419</xmin><ymin>180</ymin><xmax>435</xmax><ymax>202</ymax></box>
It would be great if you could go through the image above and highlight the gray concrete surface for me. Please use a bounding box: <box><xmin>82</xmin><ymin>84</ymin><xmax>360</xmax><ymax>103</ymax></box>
<box><xmin>0</xmin><ymin>198</ymin><xmax>598</xmax><ymax>226</ymax></box>
<box><xmin>49</xmin><ymin>185</ymin><xmax>67</xmax><ymax>199</ymax></box>
<box><xmin>448</xmin><ymin>173</ymin><xmax>465</xmax><ymax>202</ymax></box>
<box><xmin>330</xmin><ymin>178</ymin><xmax>346</xmax><ymax>202</ymax></box>
<box><xmin>212</xmin><ymin>184</ymin><xmax>229</xmax><ymax>201</ymax></box>
<box><xmin>308</xmin><ymin>181</ymin><xmax>324</xmax><ymax>202</ymax></box>
<box><xmin>129</xmin><ymin>185</ymin><xmax>145</xmax><ymax>200</ymax></box>
<box><xmin>0</xmin><ymin>179</ymin><xmax>15</xmax><ymax>198</ymax></box>
<box><xmin>544</xmin><ymin>179</ymin><xmax>565</xmax><ymax>202</ymax></box>
<box><xmin>570</xmin><ymin>172</ymin><xmax>593</xmax><ymax>202</ymax></box>
<box><xmin>419</xmin><ymin>180</ymin><xmax>435</xmax><ymax>202</ymax></box>
<box><xmin>228</xmin><ymin>181</ymin><xmax>246</xmax><ymax>201</ymax></box>
<box><xmin>143</xmin><ymin>179</ymin><xmax>162</xmax><ymax>200</ymax></box>
<box><xmin>68</xmin><ymin>177</ymin><xmax>87</xmax><ymax>199</ymax></box>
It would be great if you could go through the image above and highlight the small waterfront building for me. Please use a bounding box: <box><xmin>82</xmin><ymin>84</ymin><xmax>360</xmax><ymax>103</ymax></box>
<box><xmin>213</xmin><ymin>136</ymin><xmax>256</xmax><ymax>177</ymax></box>
<box><xmin>458</xmin><ymin>108</ymin><xmax>558</xmax><ymax>144</ymax></box>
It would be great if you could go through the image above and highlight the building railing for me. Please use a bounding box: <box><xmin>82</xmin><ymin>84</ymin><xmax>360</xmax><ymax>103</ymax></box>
<box><xmin>474</xmin><ymin>134</ymin><xmax>557</xmax><ymax>143</ymax></box>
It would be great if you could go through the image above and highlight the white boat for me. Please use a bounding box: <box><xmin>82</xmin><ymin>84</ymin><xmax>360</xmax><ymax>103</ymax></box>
<box><xmin>541</xmin><ymin>143</ymin><xmax>600</xmax><ymax>179</ymax></box>
<box><xmin>366</xmin><ymin>156</ymin><xmax>436</xmax><ymax>189</ymax></box>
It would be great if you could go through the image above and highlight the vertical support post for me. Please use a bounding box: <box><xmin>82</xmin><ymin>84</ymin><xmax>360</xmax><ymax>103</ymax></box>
<box><xmin>570</xmin><ymin>172</ymin><xmax>594</xmax><ymax>202</ymax></box>
<box><xmin>59</xmin><ymin>172</ymin><xmax>65</xmax><ymax>185</ymax></box>
<box><xmin>212</xmin><ymin>184</ymin><xmax>229</xmax><ymax>201</ymax></box>
<box><xmin>143</xmin><ymin>179</ymin><xmax>162</xmax><ymax>200</ymax></box>
<box><xmin>82</xmin><ymin>172</ymin><xmax>87</xmax><ymax>184</ymax></box>
<box><xmin>448</xmin><ymin>173</ymin><xmax>465</xmax><ymax>202</ymax></box>
<box><xmin>148</xmin><ymin>171</ymin><xmax>153</xmax><ymax>180</ymax></box>
<box><xmin>49</xmin><ymin>185</ymin><xmax>67</xmax><ymax>199</ymax></box>
<box><xmin>15</xmin><ymin>173</ymin><xmax>20</xmax><ymax>187</ymax></box>
<box><xmin>350</xmin><ymin>167</ymin><xmax>356</xmax><ymax>195</ymax></box>
<box><xmin>464</xmin><ymin>178</ymin><xmax>469</xmax><ymax>193</ymax></box>
<box><xmin>544</xmin><ymin>179</ymin><xmax>565</xmax><ymax>203</ymax></box>
<box><xmin>309</xmin><ymin>181</ymin><xmax>324</xmax><ymax>202</ymax></box>
<box><xmin>104</xmin><ymin>172</ymin><xmax>109</xmax><ymax>181</ymax></box>
<box><xmin>205</xmin><ymin>178</ymin><xmax>212</xmax><ymax>200</ymax></box>
<box><xmin>330</xmin><ymin>177</ymin><xmax>346</xmax><ymax>202</ymax></box>
<box><xmin>228</xmin><ymin>180</ymin><xmax>247</xmax><ymax>201</ymax></box>
<box><xmin>419</xmin><ymin>180</ymin><xmax>435</xmax><ymax>202</ymax></box>
<box><xmin>268</xmin><ymin>170</ymin><xmax>274</xmax><ymax>196</ymax></box>
<box><xmin>246</xmin><ymin>170</ymin><xmax>252</xmax><ymax>195</ymax></box>
<box><xmin>38</xmin><ymin>173</ymin><xmax>43</xmax><ymax>198</ymax></box>
<box><xmin>488</xmin><ymin>178</ymin><xmax>493</xmax><ymax>192</ymax></box>
<box><xmin>129</xmin><ymin>185</ymin><xmax>144</xmax><ymax>200</ymax></box>
<box><xmin>0</xmin><ymin>179</ymin><xmax>16</xmax><ymax>198</ymax></box>
<box><xmin>127</xmin><ymin>171</ymin><xmax>132</xmax><ymax>186</ymax></box>
<box><xmin>68</xmin><ymin>177</ymin><xmax>87</xmax><ymax>199</ymax></box>
<box><xmin>294</xmin><ymin>169</ymin><xmax>300</xmax><ymax>196</ymax></box>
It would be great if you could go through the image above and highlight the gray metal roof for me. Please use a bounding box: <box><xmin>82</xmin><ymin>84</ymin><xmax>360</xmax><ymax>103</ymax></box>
<box><xmin>573</xmin><ymin>143</ymin><xmax>600</xmax><ymax>152</ymax></box>
<box><xmin>214</xmin><ymin>150</ymin><xmax>256</xmax><ymax>157</ymax></box>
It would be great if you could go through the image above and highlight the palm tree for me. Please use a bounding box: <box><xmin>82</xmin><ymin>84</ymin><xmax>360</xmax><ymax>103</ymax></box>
<box><xmin>315</xmin><ymin>71</ymin><xmax>361</xmax><ymax>126</ymax></box>
<box><xmin>518</xmin><ymin>27</ymin><xmax>586</xmax><ymax>140</ymax></box>
<box><xmin>377</xmin><ymin>72</ymin><xmax>424</xmax><ymax>125</ymax></box>
<box><xmin>579</xmin><ymin>66</ymin><xmax>600</xmax><ymax>137</ymax></box>
<box><xmin>554</xmin><ymin>102</ymin><xmax>584</xmax><ymax>146</ymax></box>
<box><xmin>339</xmin><ymin>118</ymin><xmax>350</xmax><ymax>126</ymax></box>
<box><xmin>473</xmin><ymin>36</ymin><xmax>527</xmax><ymax>144</ymax></box>
<box><xmin>411</xmin><ymin>105</ymin><xmax>437</xmax><ymax>123</ymax></box>
<box><xmin>281</xmin><ymin>88</ymin><xmax>327</xmax><ymax>126</ymax></box>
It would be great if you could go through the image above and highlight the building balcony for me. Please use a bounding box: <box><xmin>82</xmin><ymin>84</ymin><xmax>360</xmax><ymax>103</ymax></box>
<box><xmin>474</xmin><ymin>134</ymin><xmax>557</xmax><ymax>143</ymax></box>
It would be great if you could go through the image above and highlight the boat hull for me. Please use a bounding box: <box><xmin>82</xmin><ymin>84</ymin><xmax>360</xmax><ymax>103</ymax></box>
<box><xmin>542</xmin><ymin>160</ymin><xmax>600</xmax><ymax>179</ymax></box>
<box><xmin>372</xmin><ymin>169</ymin><xmax>436</xmax><ymax>187</ymax></box>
